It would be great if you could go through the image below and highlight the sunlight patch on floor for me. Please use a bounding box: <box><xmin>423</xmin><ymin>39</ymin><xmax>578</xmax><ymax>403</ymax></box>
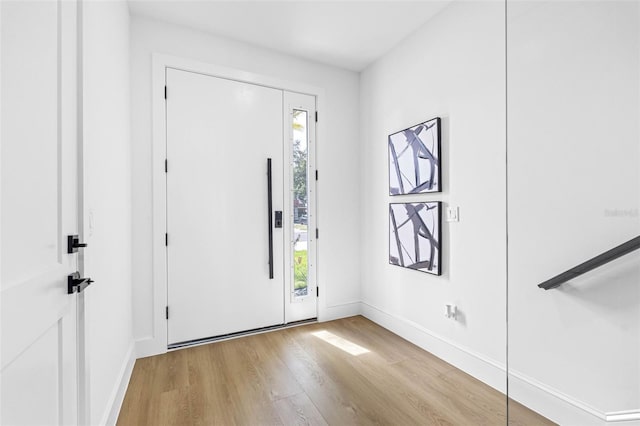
<box><xmin>311</xmin><ymin>330</ymin><xmax>370</xmax><ymax>356</ymax></box>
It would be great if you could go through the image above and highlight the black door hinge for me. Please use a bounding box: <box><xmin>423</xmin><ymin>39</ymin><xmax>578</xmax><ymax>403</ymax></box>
<box><xmin>164</xmin><ymin>86</ymin><xmax>167</xmax><ymax>99</ymax></box>
<box><xmin>316</xmin><ymin>287</ymin><xmax>319</xmax><ymax>297</ymax></box>
<box><xmin>315</xmin><ymin>111</ymin><xmax>318</xmax><ymax>122</ymax></box>
<box><xmin>165</xmin><ymin>159</ymin><xmax>168</xmax><ymax>173</ymax></box>
<box><xmin>166</xmin><ymin>306</ymin><xmax>169</xmax><ymax>319</ymax></box>
<box><xmin>165</xmin><ymin>233</ymin><xmax>168</xmax><ymax>246</ymax></box>
<box><xmin>315</xmin><ymin>170</ymin><xmax>318</xmax><ymax>181</ymax></box>
<box><xmin>316</xmin><ymin>228</ymin><xmax>319</xmax><ymax>239</ymax></box>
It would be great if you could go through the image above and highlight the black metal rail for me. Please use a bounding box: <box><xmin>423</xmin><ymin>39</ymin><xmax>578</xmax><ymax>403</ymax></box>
<box><xmin>538</xmin><ymin>236</ymin><xmax>640</xmax><ymax>290</ymax></box>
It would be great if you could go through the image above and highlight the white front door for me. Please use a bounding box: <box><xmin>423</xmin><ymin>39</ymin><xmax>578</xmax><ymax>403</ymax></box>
<box><xmin>166</xmin><ymin>69</ymin><xmax>287</xmax><ymax>345</ymax></box>
<box><xmin>1</xmin><ymin>1</ymin><xmax>80</xmax><ymax>424</ymax></box>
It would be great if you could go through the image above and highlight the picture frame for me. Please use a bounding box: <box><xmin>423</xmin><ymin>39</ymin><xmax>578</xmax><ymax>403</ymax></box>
<box><xmin>388</xmin><ymin>117</ymin><xmax>441</xmax><ymax>195</ymax></box>
<box><xmin>389</xmin><ymin>202</ymin><xmax>442</xmax><ymax>275</ymax></box>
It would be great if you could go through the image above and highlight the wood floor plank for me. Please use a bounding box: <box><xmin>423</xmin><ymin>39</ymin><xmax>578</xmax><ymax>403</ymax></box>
<box><xmin>117</xmin><ymin>316</ymin><xmax>555</xmax><ymax>426</ymax></box>
<box><xmin>437</xmin><ymin>367</ymin><xmax>508</xmax><ymax>424</ymax></box>
<box><xmin>265</xmin><ymin>327</ymin><xmax>370</xmax><ymax>425</ymax></box>
<box><xmin>296</xmin><ymin>320</ymin><xmax>484</xmax><ymax>425</ymax></box>
<box><xmin>398</xmin><ymin>358</ymin><xmax>508</xmax><ymax>423</ymax></box>
<box><xmin>508</xmin><ymin>399</ymin><xmax>557</xmax><ymax>426</ymax></box>
<box><xmin>241</xmin><ymin>332</ymin><xmax>303</xmax><ymax>401</ymax></box>
<box><xmin>186</xmin><ymin>344</ymin><xmax>235</xmax><ymax>426</ymax></box>
<box><xmin>214</xmin><ymin>338</ymin><xmax>283</xmax><ymax>425</ymax></box>
<box><xmin>153</xmin><ymin>348</ymin><xmax>190</xmax><ymax>392</ymax></box>
<box><xmin>146</xmin><ymin>387</ymin><xmax>192</xmax><ymax>426</ymax></box>
<box><xmin>117</xmin><ymin>356</ymin><xmax>156</xmax><ymax>426</ymax></box>
<box><xmin>274</xmin><ymin>392</ymin><xmax>328</xmax><ymax>426</ymax></box>
<box><xmin>287</xmin><ymin>323</ymin><xmax>434</xmax><ymax>425</ymax></box>
<box><xmin>338</xmin><ymin>316</ymin><xmax>453</xmax><ymax>371</ymax></box>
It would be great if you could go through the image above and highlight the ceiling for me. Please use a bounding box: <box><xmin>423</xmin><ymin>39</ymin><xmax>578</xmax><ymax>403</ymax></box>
<box><xmin>127</xmin><ymin>1</ymin><xmax>452</xmax><ymax>71</ymax></box>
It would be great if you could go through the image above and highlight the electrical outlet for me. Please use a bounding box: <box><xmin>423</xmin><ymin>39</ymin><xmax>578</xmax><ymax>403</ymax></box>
<box><xmin>445</xmin><ymin>304</ymin><xmax>457</xmax><ymax>320</ymax></box>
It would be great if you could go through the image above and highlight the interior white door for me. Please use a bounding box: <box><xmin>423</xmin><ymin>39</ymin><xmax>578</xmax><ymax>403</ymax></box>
<box><xmin>166</xmin><ymin>69</ymin><xmax>285</xmax><ymax>345</ymax></box>
<box><xmin>1</xmin><ymin>1</ymin><xmax>80</xmax><ymax>424</ymax></box>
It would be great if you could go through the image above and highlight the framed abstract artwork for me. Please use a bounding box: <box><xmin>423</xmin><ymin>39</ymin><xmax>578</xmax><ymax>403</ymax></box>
<box><xmin>389</xmin><ymin>202</ymin><xmax>441</xmax><ymax>275</ymax></box>
<box><xmin>388</xmin><ymin>117</ymin><xmax>441</xmax><ymax>195</ymax></box>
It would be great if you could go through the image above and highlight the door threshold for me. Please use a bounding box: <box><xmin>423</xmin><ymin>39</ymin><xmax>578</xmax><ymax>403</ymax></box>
<box><xmin>168</xmin><ymin>318</ymin><xmax>318</xmax><ymax>351</ymax></box>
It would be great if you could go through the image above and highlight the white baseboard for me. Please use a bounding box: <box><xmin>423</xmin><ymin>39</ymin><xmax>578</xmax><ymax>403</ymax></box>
<box><xmin>102</xmin><ymin>342</ymin><xmax>136</xmax><ymax>426</ymax></box>
<box><xmin>319</xmin><ymin>301</ymin><xmax>361</xmax><ymax>322</ymax></box>
<box><xmin>509</xmin><ymin>371</ymin><xmax>640</xmax><ymax>425</ymax></box>
<box><xmin>360</xmin><ymin>301</ymin><xmax>639</xmax><ymax>425</ymax></box>
<box><xmin>135</xmin><ymin>336</ymin><xmax>166</xmax><ymax>359</ymax></box>
<box><xmin>318</xmin><ymin>301</ymin><xmax>361</xmax><ymax>322</ymax></box>
<box><xmin>605</xmin><ymin>411</ymin><xmax>640</xmax><ymax>424</ymax></box>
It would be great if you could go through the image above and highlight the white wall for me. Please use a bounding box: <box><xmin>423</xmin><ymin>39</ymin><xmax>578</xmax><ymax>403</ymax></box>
<box><xmin>130</xmin><ymin>16</ymin><xmax>361</xmax><ymax>351</ymax></box>
<box><xmin>359</xmin><ymin>0</ymin><xmax>507</xmax><ymax>391</ymax></box>
<box><xmin>82</xmin><ymin>1</ymin><xmax>134</xmax><ymax>424</ymax></box>
<box><xmin>122</xmin><ymin>3</ymin><xmax>638</xmax><ymax>424</ymax></box>
<box><xmin>507</xmin><ymin>1</ymin><xmax>640</xmax><ymax>423</ymax></box>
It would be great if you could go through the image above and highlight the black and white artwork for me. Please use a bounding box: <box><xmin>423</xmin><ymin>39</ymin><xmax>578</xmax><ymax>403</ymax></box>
<box><xmin>388</xmin><ymin>117</ymin><xmax>441</xmax><ymax>195</ymax></box>
<box><xmin>389</xmin><ymin>202</ymin><xmax>441</xmax><ymax>275</ymax></box>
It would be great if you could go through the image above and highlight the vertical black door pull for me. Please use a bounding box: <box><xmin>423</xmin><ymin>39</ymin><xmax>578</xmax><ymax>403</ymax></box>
<box><xmin>267</xmin><ymin>159</ymin><xmax>274</xmax><ymax>279</ymax></box>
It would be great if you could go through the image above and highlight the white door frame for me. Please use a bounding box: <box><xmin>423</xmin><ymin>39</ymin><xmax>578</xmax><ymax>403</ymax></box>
<box><xmin>142</xmin><ymin>54</ymin><xmax>325</xmax><ymax>358</ymax></box>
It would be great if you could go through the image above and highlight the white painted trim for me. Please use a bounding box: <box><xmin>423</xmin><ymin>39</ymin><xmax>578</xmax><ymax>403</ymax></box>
<box><xmin>361</xmin><ymin>301</ymin><xmax>640</xmax><ymax>425</ymax></box>
<box><xmin>605</xmin><ymin>411</ymin><xmax>640</xmax><ymax>423</ymax></box>
<box><xmin>509</xmin><ymin>370</ymin><xmax>640</xmax><ymax>425</ymax></box>
<box><xmin>150</xmin><ymin>53</ymin><xmax>327</xmax><ymax>359</ymax></box>
<box><xmin>76</xmin><ymin>1</ymin><xmax>91</xmax><ymax>423</ymax></box>
<box><xmin>102</xmin><ymin>343</ymin><xmax>136</xmax><ymax>426</ymax></box>
<box><xmin>150</xmin><ymin>53</ymin><xmax>168</xmax><ymax>359</ymax></box>
<box><xmin>509</xmin><ymin>369</ymin><xmax>605</xmax><ymax>422</ymax></box>
<box><xmin>135</xmin><ymin>336</ymin><xmax>165</xmax><ymax>360</ymax></box>
<box><xmin>155</xmin><ymin>54</ymin><xmax>325</xmax><ymax>97</ymax></box>
<box><xmin>0</xmin><ymin>2</ymin><xmax>4</xmax><ymax>422</ymax></box>
<box><xmin>319</xmin><ymin>301</ymin><xmax>362</xmax><ymax>322</ymax></box>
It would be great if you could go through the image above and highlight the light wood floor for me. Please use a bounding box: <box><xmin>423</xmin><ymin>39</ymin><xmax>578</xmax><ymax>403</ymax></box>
<box><xmin>118</xmin><ymin>316</ymin><xmax>554</xmax><ymax>425</ymax></box>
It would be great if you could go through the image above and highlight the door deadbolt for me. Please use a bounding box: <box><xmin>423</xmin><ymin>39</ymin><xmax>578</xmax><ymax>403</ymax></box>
<box><xmin>67</xmin><ymin>235</ymin><xmax>88</xmax><ymax>253</ymax></box>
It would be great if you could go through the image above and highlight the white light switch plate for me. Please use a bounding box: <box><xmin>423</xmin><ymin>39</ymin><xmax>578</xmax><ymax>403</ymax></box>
<box><xmin>446</xmin><ymin>206</ymin><xmax>459</xmax><ymax>222</ymax></box>
<box><xmin>88</xmin><ymin>210</ymin><xmax>95</xmax><ymax>236</ymax></box>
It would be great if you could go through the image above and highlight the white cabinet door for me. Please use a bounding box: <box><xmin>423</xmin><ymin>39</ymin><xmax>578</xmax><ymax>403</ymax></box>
<box><xmin>1</xmin><ymin>1</ymin><xmax>80</xmax><ymax>424</ymax></box>
<box><xmin>166</xmin><ymin>69</ymin><xmax>285</xmax><ymax>345</ymax></box>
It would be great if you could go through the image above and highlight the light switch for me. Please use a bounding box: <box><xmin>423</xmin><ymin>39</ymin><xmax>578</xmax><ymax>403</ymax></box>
<box><xmin>446</xmin><ymin>206</ymin><xmax>459</xmax><ymax>222</ymax></box>
<box><xmin>88</xmin><ymin>210</ymin><xmax>95</xmax><ymax>236</ymax></box>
